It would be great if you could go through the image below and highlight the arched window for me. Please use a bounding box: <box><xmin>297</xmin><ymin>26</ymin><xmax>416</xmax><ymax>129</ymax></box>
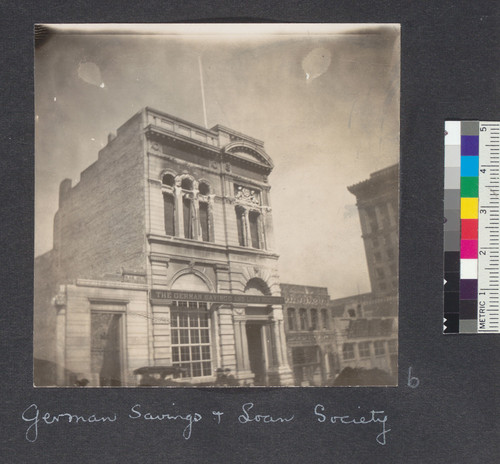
<box><xmin>170</xmin><ymin>273</ymin><xmax>213</xmax><ymax>379</ymax></box>
<box><xmin>162</xmin><ymin>173</ymin><xmax>175</xmax><ymax>187</ymax></box>
<box><xmin>198</xmin><ymin>182</ymin><xmax>210</xmax><ymax>195</ymax></box>
<box><xmin>160</xmin><ymin>174</ymin><xmax>214</xmax><ymax>243</ymax></box>
<box><xmin>163</xmin><ymin>193</ymin><xmax>175</xmax><ymax>236</ymax></box>
<box><xmin>249</xmin><ymin>211</ymin><xmax>261</xmax><ymax>249</ymax></box>
<box><xmin>235</xmin><ymin>206</ymin><xmax>246</xmax><ymax>246</ymax></box>
<box><xmin>199</xmin><ymin>202</ymin><xmax>209</xmax><ymax>242</ymax></box>
<box><xmin>288</xmin><ymin>308</ymin><xmax>296</xmax><ymax>331</ymax></box>
<box><xmin>183</xmin><ymin>197</ymin><xmax>193</xmax><ymax>239</ymax></box>
<box><xmin>233</xmin><ymin>184</ymin><xmax>265</xmax><ymax>250</ymax></box>
<box><xmin>181</xmin><ymin>177</ymin><xmax>193</xmax><ymax>190</ymax></box>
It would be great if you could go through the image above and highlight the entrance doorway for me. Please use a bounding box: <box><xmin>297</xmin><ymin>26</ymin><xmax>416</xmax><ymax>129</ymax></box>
<box><xmin>91</xmin><ymin>312</ymin><xmax>123</xmax><ymax>386</ymax></box>
<box><xmin>246</xmin><ymin>323</ymin><xmax>266</xmax><ymax>385</ymax></box>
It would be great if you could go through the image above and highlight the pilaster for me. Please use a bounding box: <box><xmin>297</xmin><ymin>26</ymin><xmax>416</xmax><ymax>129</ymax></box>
<box><xmin>233</xmin><ymin>308</ymin><xmax>254</xmax><ymax>384</ymax></box>
<box><xmin>217</xmin><ymin>305</ymin><xmax>237</xmax><ymax>371</ymax></box>
<box><xmin>174</xmin><ymin>185</ymin><xmax>183</xmax><ymax>237</ymax></box>
<box><xmin>269</xmin><ymin>305</ymin><xmax>294</xmax><ymax>386</ymax></box>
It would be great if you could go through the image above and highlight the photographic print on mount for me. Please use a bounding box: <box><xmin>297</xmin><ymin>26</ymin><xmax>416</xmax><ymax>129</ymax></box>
<box><xmin>34</xmin><ymin>24</ymin><xmax>400</xmax><ymax>387</ymax></box>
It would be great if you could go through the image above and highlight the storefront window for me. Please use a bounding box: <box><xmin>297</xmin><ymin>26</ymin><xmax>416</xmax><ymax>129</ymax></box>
<box><xmin>171</xmin><ymin>302</ymin><xmax>211</xmax><ymax>378</ymax></box>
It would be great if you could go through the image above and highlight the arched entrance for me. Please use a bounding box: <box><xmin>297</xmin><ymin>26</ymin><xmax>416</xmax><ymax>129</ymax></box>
<box><xmin>243</xmin><ymin>278</ymin><xmax>273</xmax><ymax>385</ymax></box>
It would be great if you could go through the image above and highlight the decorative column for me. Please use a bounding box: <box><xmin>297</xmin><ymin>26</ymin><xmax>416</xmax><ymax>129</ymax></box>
<box><xmin>212</xmin><ymin>305</ymin><xmax>221</xmax><ymax>368</ymax></box>
<box><xmin>192</xmin><ymin>195</ymin><xmax>200</xmax><ymax>240</ymax></box>
<box><xmin>208</xmin><ymin>195</ymin><xmax>215</xmax><ymax>242</ymax></box>
<box><xmin>217</xmin><ymin>305</ymin><xmax>237</xmax><ymax>373</ymax></box>
<box><xmin>261</xmin><ymin>207</ymin><xmax>274</xmax><ymax>250</ymax></box>
<box><xmin>192</xmin><ymin>182</ymin><xmax>200</xmax><ymax>240</ymax></box>
<box><xmin>232</xmin><ymin>308</ymin><xmax>253</xmax><ymax>384</ymax></box>
<box><xmin>243</xmin><ymin>208</ymin><xmax>251</xmax><ymax>247</ymax></box>
<box><xmin>174</xmin><ymin>180</ymin><xmax>183</xmax><ymax>237</ymax></box>
<box><xmin>269</xmin><ymin>305</ymin><xmax>294</xmax><ymax>386</ymax></box>
<box><xmin>257</xmin><ymin>210</ymin><xmax>266</xmax><ymax>250</ymax></box>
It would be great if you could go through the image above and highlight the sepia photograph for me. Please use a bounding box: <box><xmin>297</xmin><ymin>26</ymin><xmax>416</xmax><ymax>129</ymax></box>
<box><xmin>34</xmin><ymin>23</ymin><xmax>400</xmax><ymax>387</ymax></box>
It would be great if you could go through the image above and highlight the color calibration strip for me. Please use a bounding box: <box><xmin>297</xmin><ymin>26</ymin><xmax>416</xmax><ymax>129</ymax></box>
<box><xmin>444</xmin><ymin>121</ymin><xmax>500</xmax><ymax>334</ymax></box>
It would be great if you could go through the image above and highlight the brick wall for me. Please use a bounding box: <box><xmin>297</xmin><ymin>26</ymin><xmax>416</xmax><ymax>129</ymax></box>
<box><xmin>54</xmin><ymin>112</ymin><xmax>147</xmax><ymax>282</ymax></box>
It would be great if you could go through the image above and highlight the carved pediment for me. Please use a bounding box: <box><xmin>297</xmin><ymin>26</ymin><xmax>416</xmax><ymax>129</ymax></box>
<box><xmin>223</xmin><ymin>142</ymin><xmax>274</xmax><ymax>170</ymax></box>
<box><xmin>232</xmin><ymin>150</ymin><xmax>262</xmax><ymax>164</ymax></box>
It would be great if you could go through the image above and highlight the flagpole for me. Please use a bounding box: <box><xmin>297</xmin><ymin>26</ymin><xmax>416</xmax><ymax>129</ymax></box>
<box><xmin>198</xmin><ymin>55</ymin><xmax>208</xmax><ymax>129</ymax></box>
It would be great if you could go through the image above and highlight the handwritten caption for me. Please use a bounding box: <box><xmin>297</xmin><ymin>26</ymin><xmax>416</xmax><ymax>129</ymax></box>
<box><xmin>21</xmin><ymin>402</ymin><xmax>390</xmax><ymax>446</ymax></box>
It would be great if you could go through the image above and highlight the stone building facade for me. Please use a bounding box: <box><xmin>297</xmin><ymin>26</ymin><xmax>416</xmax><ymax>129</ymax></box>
<box><xmin>34</xmin><ymin>107</ymin><xmax>293</xmax><ymax>386</ymax></box>
<box><xmin>280</xmin><ymin>284</ymin><xmax>338</xmax><ymax>386</ymax></box>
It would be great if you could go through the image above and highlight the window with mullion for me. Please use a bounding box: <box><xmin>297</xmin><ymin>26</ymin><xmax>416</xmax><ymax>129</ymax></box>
<box><xmin>171</xmin><ymin>305</ymin><xmax>212</xmax><ymax>379</ymax></box>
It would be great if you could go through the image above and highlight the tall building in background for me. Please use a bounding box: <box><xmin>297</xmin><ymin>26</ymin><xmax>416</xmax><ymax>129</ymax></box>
<box><xmin>34</xmin><ymin>107</ymin><xmax>293</xmax><ymax>386</ymax></box>
<box><xmin>280</xmin><ymin>165</ymin><xmax>399</xmax><ymax>385</ymax></box>
<box><xmin>327</xmin><ymin>164</ymin><xmax>399</xmax><ymax>382</ymax></box>
<box><xmin>348</xmin><ymin>164</ymin><xmax>399</xmax><ymax>296</ymax></box>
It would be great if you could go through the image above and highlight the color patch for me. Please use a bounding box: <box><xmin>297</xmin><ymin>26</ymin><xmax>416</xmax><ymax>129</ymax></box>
<box><xmin>461</xmin><ymin>136</ymin><xmax>479</xmax><ymax>156</ymax></box>
<box><xmin>444</xmin><ymin>145</ymin><xmax>460</xmax><ymax>167</ymax></box>
<box><xmin>461</xmin><ymin>177</ymin><xmax>479</xmax><ymax>197</ymax></box>
<box><xmin>445</xmin><ymin>121</ymin><xmax>461</xmax><ymax>145</ymax></box>
<box><xmin>444</xmin><ymin>314</ymin><xmax>459</xmax><ymax>333</ymax></box>
<box><xmin>461</xmin><ymin>156</ymin><xmax>479</xmax><ymax>177</ymax></box>
<box><xmin>444</xmin><ymin>189</ymin><xmax>460</xmax><ymax>209</ymax></box>
<box><xmin>461</xmin><ymin>121</ymin><xmax>479</xmax><ymax>136</ymax></box>
<box><xmin>444</xmin><ymin>292</ymin><xmax>459</xmax><ymax>310</ymax></box>
<box><xmin>460</xmin><ymin>198</ymin><xmax>478</xmax><ymax>219</ymax></box>
<box><xmin>461</xmin><ymin>219</ymin><xmax>478</xmax><ymax>239</ymax></box>
<box><xmin>444</xmin><ymin>167</ymin><xmax>461</xmax><ymax>189</ymax></box>
<box><xmin>444</xmin><ymin>272</ymin><xmax>460</xmax><ymax>291</ymax></box>
<box><xmin>444</xmin><ymin>231</ymin><xmax>460</xmax><ymax>250</ymax></box>
<box><xmin>444</xmin><ymin>251</ymin><xmax>460</xmax><ymax>270</ymax></box>
<box><xmin>460</xmin><ymin>240</ymin><xmax>478</xmax><ymax>259</ymax></box>
<box><xmin>460</xmin><ymin>259</ymin><xmax>478</xmax><ymax>279</ymax></box>
<box><xmin>459</xmin><ymin>300</ymin><xmax>477</xmax><ymax>319</ymax></box>
<box><xmin>460</xmin><ymin>279</ymin><xmax>478</xmax><ymax>299</ymax></box>
<box><xmin>459</xmin><ymin>320</ymin><xmax>477</xmax><ymax>333</ymax></box>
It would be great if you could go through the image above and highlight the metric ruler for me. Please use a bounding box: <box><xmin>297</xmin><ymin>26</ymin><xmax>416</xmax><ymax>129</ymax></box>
<box><xmin>478</xmin><ymin>122</ymin><xmax>500</xmax><ymax>332</ymax></box>
<box><xmin>443</xmin><ymin>121</ymin><xmax>500</xmax><ymax>334</ymax></box>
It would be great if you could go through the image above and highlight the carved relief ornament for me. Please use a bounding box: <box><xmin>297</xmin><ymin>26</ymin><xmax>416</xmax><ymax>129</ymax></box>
<box><xmin>235</xmin><ymin>186</ymin><xmax>260</xmax><ymax>206</ymax></box>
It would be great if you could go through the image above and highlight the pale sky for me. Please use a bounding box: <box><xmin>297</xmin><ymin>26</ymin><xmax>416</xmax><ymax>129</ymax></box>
<box><xmin>35</xmin><ymin>24</ymin><xmax>400</xmax><ymax>299</ymax></box>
